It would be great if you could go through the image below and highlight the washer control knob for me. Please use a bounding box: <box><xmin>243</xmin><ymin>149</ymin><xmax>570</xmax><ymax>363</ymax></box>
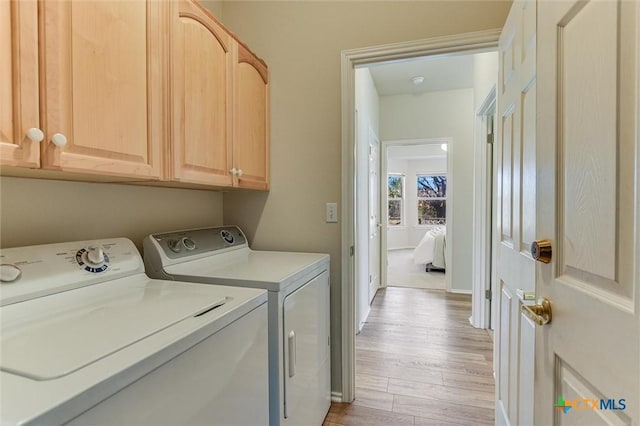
<box><xmin>0</xmin><ymin>264</ymin><xmax>22</xmax><ymax>283</ymax></box>
<box><xmin>182</xmin><ymin>237</ymin><xmax>197</xmax><ymax>251</ymax></box>
<box><xmin>168</xmin><ymin>239</ymin><xmax>182</xmax><ymax>253</ymax></box>
<box><xmin>86</xmin><ymin>246</ymin><xmax>105</xmax><ymax>265</ymax></box>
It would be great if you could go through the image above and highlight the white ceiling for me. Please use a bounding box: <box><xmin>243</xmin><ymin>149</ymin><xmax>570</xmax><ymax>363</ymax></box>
<box><xmin>388</xmin><ymin>144</ymin><xmax>447</xmax><ymax>160</ymax></box>
<box><xmin>368</xmin><ymin>54</ymin><xmax>476</xmax><ymax>96</ymax></box>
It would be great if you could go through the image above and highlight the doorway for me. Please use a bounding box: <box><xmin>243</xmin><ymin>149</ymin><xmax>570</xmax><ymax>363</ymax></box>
<box><xmin>341</xmin><ymin>30</ymin><xmax>501</xmax><ymax>403</ymax></box>
<box><xmin>384</xmin><ymin>141</ymin><xmax>450</xmax><ymax>292</ymax></box>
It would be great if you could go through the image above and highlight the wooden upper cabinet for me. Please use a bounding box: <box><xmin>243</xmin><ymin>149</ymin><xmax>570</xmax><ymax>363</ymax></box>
<box><xmin>0</xmin><ymin>0</ymin><xmax>41</xmax><ymax>169</ymax></box>
<box><xmin>40</xmin><ymin>0</ymin><xmax>163</xmax><ymax>179</ymax></box>
<box><xmin>2</xmin><ymin>0</ymin><xmax>268</xmax><ymax>190</ymax></box>
<box><xmin>170</xmin><ymin>0</ymin><xmax>233</xmax><ymax>186</ymax></box>
<box><xmin>233</xmin><ymin>42</ymin><xmax>270</xmax><ymax>190</ymax></box>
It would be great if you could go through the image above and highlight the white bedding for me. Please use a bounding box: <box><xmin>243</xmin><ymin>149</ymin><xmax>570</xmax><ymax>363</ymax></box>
<box><xmin>413</xmin><ymin>226</ymin><xmax>446</xmax><ymax>269</ymax></box>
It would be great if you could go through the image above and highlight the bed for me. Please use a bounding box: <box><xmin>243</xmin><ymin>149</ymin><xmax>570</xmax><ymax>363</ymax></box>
<box><xmin>413</xmin><ymin>226</ymin><xmax>446</xmax><ymax>272</ymax></box>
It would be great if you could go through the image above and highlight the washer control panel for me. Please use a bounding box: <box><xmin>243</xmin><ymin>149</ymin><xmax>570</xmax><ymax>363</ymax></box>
<box><xmin>0</xmin><ymin>238</ymin><xmax>144</xmax><ymax>306</ymax></box>
<box><xmin>150</xmin><ymin>226</ymin><xmax>247</xmax><ymax>260</ymax></box>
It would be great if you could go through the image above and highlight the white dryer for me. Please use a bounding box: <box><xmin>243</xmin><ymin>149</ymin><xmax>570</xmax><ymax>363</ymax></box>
<box><xmin>0</xmin><ymin>238</ymin><xmax>269</xmax><ymax>426</ymax></box>
<box><xmin>143</xmin><ymin>226</ymin><xmax>331</xmax><ymax>426</ymax></box>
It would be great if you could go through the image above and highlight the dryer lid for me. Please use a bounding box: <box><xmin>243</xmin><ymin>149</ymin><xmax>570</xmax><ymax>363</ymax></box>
<box><xmin>0</xmin><ymin>275</ymin><xmax>226</xmax><ymax>380</ymax></box>
<box><xmin>164</xmin><ymin>249</ymin><xmax>329</xmax><ymax>291</ymax></box>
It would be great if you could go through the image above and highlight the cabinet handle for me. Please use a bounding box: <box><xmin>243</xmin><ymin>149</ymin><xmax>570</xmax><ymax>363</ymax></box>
<box><xmin>230</xmin><ymin>168</ymin><xmax>237</xmax><ymax>176</ymax></box>
<box><xmin>236</xmin><ymin>169</ymin><xmax>243</xmax><ymax>177</ymax></box>
<box><xmin>26</xmin><ymin>128</ymin><xmax>45</xmax><ymax>143</ymax></box>
<box><xmin>51</xmin><ymin>133</ymin><xmax>67</xmax><ymax>147</ymax></box>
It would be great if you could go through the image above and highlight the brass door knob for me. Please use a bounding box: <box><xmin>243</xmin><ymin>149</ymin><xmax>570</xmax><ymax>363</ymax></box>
<box><xmin>521</xmin><ymin>298</ymin><xmax>552</xmax><ymax>325</ymax></box>
<box><xmin>531</xmin><ymin>239</ymin><xmax>552</xmax><ymax>263</ymax></box>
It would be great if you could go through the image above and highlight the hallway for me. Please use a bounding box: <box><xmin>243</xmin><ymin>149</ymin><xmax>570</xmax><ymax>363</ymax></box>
<box><xmin>325</xmin><ymin>287</ymin><xmax>494</xmax><ymax>425</ymax></box>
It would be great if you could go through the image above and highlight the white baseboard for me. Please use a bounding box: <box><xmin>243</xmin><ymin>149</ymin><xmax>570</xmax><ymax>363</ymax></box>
<box><xmin>448</xmin><ymin>288</ymin><xmax>473</xmax><ymax>295</ymax></box>
<box><xmin>387</xmin><ymin>246</ymin><xmax>415</xmax><ymax>251</ymax></box>
<box><xmin>331</xmin><ymin>391</ymin><xmax>343</xmax><ymax>403</ymax></box>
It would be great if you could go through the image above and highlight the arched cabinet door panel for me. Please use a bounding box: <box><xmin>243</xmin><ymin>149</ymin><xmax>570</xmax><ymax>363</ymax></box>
<box><xmin>233</xmin><ymin>42</ymin><xmax>270</xmax><ymax>191</ymax></box>
<box><xmin>170</xmin><ymin>0</ymin><xmax>233</xmax><ymax>187</ymax></box>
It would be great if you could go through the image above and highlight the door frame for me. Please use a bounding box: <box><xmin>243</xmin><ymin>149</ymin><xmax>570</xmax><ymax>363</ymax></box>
<box><xmin>340</xmin><ymin>28</ymin><xmax>501</xmax><ymax>403</ymax></box>
<box><xmin>367</xmin><ymin>126</ymin><xmax>381</xmax><ymax>303</ymax></box>
<box><xmin>381</xmin><ymin>138</ymin><xmax>453</xmax><ymax>292</ymax></box>
<box><xmin>470</xmin><ymin>87</ymin><xmax>497</xmax><ymax>329</ymax></box>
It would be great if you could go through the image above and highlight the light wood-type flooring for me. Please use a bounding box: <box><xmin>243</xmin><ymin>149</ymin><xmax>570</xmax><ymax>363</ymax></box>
<box><xmin>324</xmin><ymin>287</ymin><xmax>495</xmax><ymax>426</ymax></box>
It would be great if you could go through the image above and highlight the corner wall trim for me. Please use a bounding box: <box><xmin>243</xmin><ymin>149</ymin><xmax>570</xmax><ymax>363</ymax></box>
<box><xmin>331</xmin><ymin>391</ymin><xmax>343</xmax><ymax>403</ymax></box>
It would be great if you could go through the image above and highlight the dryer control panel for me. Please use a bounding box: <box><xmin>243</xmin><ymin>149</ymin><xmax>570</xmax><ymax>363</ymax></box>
<box><xmin>148</xmin><ymin>226</ymin><xmax>247</xmax><ymax>260</ymax></box>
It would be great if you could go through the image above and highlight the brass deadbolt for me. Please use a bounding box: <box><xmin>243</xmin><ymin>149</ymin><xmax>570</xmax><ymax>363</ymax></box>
<box><xmin>531</xmin><ymin>239</ymin><xmax>552</xmax><ymax>263</ymax></box>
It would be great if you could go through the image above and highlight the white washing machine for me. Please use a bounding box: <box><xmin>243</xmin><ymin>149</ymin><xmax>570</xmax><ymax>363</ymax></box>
<box><xmin>143</xmin><ymin>226</ymin><xmax>331</xmax><ymax>426</ymax></box>
<box><xmin>0</xmin><ymin>238</ymin><xmax>269</xmax><ymax>426</ymax></box>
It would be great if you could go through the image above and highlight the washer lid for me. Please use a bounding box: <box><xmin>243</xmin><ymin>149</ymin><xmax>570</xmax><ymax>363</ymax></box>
<box><xmin>0</xmin><ymin>275</ymin><xmax>226</xmax><ymax>380</ymax></box>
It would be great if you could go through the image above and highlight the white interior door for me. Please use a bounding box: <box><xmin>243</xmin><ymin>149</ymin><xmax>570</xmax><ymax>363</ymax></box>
<box><xmin>368</xmin><ymin>130</ymin><xmax>380</xmax><ymax>303</ymax></box>
<box><xmin>495</xmin><ymin>0</ymin><xmax>537</xmax><ymax>424</ymax></box>
<box><xmin>534</xmin><ymin>0</ymin><xmax>640</xmax><ymax>424</ymax></box>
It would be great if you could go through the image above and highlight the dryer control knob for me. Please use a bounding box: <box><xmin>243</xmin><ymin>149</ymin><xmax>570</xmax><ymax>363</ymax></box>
<box><xmin>86</xmin><ymin>246</ymin><xmax>105</xmax><ymax>265</ymax></box>
<box><xmin>168</xmin><ymin>239</ymin><xmax>182</xmax><ymax>253</ymax></box>
<box><xmin>182</xmin><ymin>237</ymin><xmax>197</xmax><ymax>251</ymax></box>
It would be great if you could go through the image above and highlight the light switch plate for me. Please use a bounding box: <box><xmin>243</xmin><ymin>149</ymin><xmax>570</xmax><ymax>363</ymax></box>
<box><xmin>326</xmin><ymin>203</ymin><xmax>338</xmax><ymax>223</ymax></box>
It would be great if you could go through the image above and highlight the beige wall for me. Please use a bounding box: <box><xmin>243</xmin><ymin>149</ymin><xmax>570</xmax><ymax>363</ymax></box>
<box><xmin>199</xmin><ymin>0</ymin><xmax>224</xmax><ymax>19</ymax></box>
<box><xmin>215</xmin><ymin>1</ymin><xmax>510</xmax><ymax>396</ymax></box>
<box><xmin>0</xmin><ymin>177</ymin><xmax>223</xmax><ymax>251</ymax></box>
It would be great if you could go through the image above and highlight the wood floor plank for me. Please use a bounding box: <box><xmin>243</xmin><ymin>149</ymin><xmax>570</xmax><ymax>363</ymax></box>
<box><xmin>355</xmin><ymin>373</ymin><xmax>389</xmax><ymax>392</ymax></box>
<box><xmin>388</xmin><ymin>377</ymin><xmax>495</xmax><ymax>409</ymax></box>
<box><xmin>359</xmin><ymin>326</ymin><xmax>494</xmax><ymax>345</ymax></box>
<box><xmin>393</xmin><ymin>394</ymin><xmax>494</xmax><ymax>426</ymax></box>
<box><xmin>357</xmin><ymin>349</ymin><xmax>467</xmax><ymax>372</ymax></box>
<box><xmin>324</xmin><ymin>403</ymin><xmax>414</xmax><ymax>426</ymax></box>
<box><xmin>442</xmin><ymin>371</ymin><xmax>496</xmax><ymax>393</ymax></box>
<box><xmin>357</xmin><ymin>359</ymin><xmax>444</xmax><ymax>386</ymax></box>
<box><xmin>413</xmin><ymin>416</ymin><xmax>471</xmax><ymax>426</ymax></box>
<box><xmin>356</xmin><ymin>340</ymin><xmax>488</xmax><ymax>363</ymax></box>
<box><xmin>352</xmin><ymin>387</ymin><xmax>394</xmax><ymax>411</ymax></box>
<box><xmin>361</xmin><ymin>322</ymin><xmax>493</xmax><ymax>340</ymax></box>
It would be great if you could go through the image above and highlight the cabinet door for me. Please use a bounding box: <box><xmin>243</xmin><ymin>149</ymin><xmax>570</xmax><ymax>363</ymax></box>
<box><xmin>233</xmin><ymin>42</ymin><xmax>269</xmax><ymax>190</ymax></box>
<box><xmin>170</xmin><ymin>0</ymin><xmax>233</xmax><ymax>186</ymax></box>
<box><xmin>0</xmin><ymin>0</ymin><xmax>40</xmax><ymax>169</ymax></box>
<box><xmin>40</xmin><ymin>0</ymin><xmax>163</xmax><ymax>179</ymax></box>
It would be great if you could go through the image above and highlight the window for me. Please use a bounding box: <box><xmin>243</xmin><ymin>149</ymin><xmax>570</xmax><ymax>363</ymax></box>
<box><xmin>388</xmin><ymin>174</ymin><xmax>404</xmax><ymax>226</ymax></box>
<box><xmin>417</xmin><ymin>174</ymin><xmax>447</xmax><ymax>225</ymax></box>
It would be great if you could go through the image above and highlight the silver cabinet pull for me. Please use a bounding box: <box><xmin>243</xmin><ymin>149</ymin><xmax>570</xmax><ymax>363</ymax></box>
<box><xmin>288</xmin><ymin>330</ymin><xmax>296</xmax><ymax>378</ymax></box>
